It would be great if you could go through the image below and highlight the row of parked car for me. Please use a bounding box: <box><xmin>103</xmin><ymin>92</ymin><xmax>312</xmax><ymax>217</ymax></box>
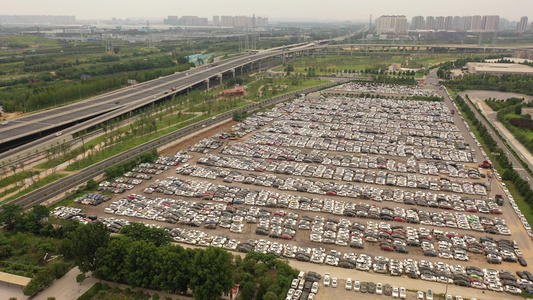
<box><xmin>102</xmin><ymin>192</ymin><xmax>516</xmax><ymax>267</ymax></box>
<box><xmin>244</xmin><ymin>131</ymin><xmax>473</xmax><ymax>163</ymax></box>
<box><xmin>286</xmin><ymin>271</ymin><xmax>321</xmax><ymax>300</ymax></box>
<box><xmin>328</xmin><ymin>82</ymin><xmax>440</xmax><ymax>97</ymax></box>
<box><xmin>91</xmin><ymin>212</ymin><xmax>533</xmax><ymax>295</ymax></box>
<box><xmin>147</xmin><ymin>174</ymin><xmax>510</xmax><ymax>239</ymax></box>
<box><xmin>74</xmin><ymin>193</ymin><xmax>112</xmax><ymax>206</ymax></box>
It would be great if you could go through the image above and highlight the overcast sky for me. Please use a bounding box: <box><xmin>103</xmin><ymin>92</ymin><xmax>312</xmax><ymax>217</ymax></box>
<box><xmin>2</xmin><ymin>0</ymin><xmax>531</xmax><ymax>22</ymax></box>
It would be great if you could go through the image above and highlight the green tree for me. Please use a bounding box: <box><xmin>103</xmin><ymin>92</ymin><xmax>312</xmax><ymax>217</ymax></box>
<box><xmin>0</xmin><ymin>204</ymin><xmax>24</xmax><ymax>230</ymax></box>
<box><xmin>120</xmin><ymin>223</ymin><xmax>172</xmax><ymax>247</ymax></box>
<box><xmin>515</xmin><ymin>105</ymin><xmax>522</xmax><ymax>115</ymax></box>
<box><xmin>190</xmin><ymin>247</ymin><xmax>234</xmax><ymax>300</ymax></box>
<box><xmin>67</xmin><ymin>222</ymin><xmax>110</xmax><ymax>273</ymax></box>
<box><xmin>263</xmin><ymin>291</ymin><xmax>278</xmax><ymax>300</ymax></box>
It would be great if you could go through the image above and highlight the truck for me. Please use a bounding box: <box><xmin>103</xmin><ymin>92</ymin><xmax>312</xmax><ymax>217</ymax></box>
<box><xmin>495</xmin><ymin>194</ymin><xmax>504</xmax><ymax>206</ymax></box>
<box><xmin>479</xmin><ymin>160</ymin><xmax>492</xmax><ymax>169</ymax></box>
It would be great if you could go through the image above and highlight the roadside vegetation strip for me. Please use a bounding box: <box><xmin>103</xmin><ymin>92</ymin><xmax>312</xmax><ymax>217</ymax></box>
<box><xmin>4</xmin><ymin>173</ymin><xmax>68</xmax><ymax>202</ymax></box>
<box><xmin>0</xmin><ymin>186</ymin><xmax>19</xmax><ymax>200</ymax></box>
<box><xmin>463</xmin><ymin>94</ymin><xmax>533</xmax><ymax>177</ymax></box>
<box><xmin>35</xmin><ymin>113</ymin><xmax>196</xmax><ymax>171</ymax></box>
<box><xmin>64</xmin><ymin>114</ymin><xmax>202</xmax><ymax>172</ymax></box>
<box><xmin>454</xmin><ymin>94</ymin><xmax>533</xmax><ymax>226</ymax></box>
<box><xmin>0</xmin><ymin>170</ymin><xmax>40</xmax><ymax>189</ymax></box>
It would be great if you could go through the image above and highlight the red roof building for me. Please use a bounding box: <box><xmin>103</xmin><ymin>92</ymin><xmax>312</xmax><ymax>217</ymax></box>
<box><xmin>222</xmin><ymin>85</ymin><xmax>245</xmax><ymax>96</ymax></box>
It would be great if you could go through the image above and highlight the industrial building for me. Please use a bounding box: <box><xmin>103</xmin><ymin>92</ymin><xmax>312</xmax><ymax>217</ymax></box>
<box><xmin>466</xmin><ymin>62</ymin><xmax>533</xmax><ymax>75</ymax></box>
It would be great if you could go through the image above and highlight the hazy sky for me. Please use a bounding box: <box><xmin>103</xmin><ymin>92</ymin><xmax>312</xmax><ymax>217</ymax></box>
<box><xmin>2</xmin><ymin>0</ymin><xmax>531</xmax><ymax>22</ymax></box>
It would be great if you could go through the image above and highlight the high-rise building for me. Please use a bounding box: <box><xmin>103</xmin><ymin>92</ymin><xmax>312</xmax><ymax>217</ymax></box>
<box><xmin>216</xmin><ymin>15</ymin><xmax>267</xmax><ymax>27</ymax></box>
<box><xmin>462</xmin><ymin>16</ymin><xmax>472</xmax><ymax>31</ymax></box>
<box><xmin>213</xmin><ymin>16</ymin><xmax>220</xmax><ymax>26</ymax></box>
<box><xmin>444</xmin><ymin>16</ymin><xmax>454</xmax><ymax>30</ymax></box>
<box><xmin>377</xmin><ymin>15</ymin><xmax>407</xmax><ymax>34</ymax></box>
<box><xmin>482</xmin><ymin>15</ymin><xmax>499</xmax><ymax>31</ymax></box>
<box><xmin>452</xmin><ymin>16</ymin><xmax>465</xmax><ymax>31</ymax></box>
<box><xmin>425</xmin><ymin>16</ymin><xmax>435</xmax><ymax>30</ymax></box>
<box><xmin>410</xmin><ymin>16</ymin><xmax>425</xmax><ymax>30</ymax></box>
<box><xmin>435</xmin><ymin>16</ymin><xmax>445</xmax><ymax>30</ymax></box>
<box><xmin>517</xmin><ymin>16</ymin><xmax>528</xmax><ymax>33</ymax></box>
<box><xmin>470</xmin><ymin>15</ymin><xmax>483</xmax><ymax>31</ymax></box>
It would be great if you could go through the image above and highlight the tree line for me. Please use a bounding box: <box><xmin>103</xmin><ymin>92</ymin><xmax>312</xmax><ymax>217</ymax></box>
<box><xmin>448</xmin><ymin>73</ymin><xmax>533</xmax><ymax>95</ymax></box>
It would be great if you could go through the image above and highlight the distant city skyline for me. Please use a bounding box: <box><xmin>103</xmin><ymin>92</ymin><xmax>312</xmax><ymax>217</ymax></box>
<box><xmin>1</xmin><ymin>0</ymin><xmax>531</xmax><ymax>22</ymax></box>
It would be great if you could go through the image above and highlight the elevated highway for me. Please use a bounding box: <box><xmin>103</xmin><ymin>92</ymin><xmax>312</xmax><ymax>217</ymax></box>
<box><xmin>1</xmin><ymin>40</ymin><xmax>527</xmax><ymax>163</ymax></box>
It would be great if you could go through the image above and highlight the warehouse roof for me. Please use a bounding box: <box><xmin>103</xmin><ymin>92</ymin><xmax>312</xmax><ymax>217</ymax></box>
<box><xmin>0</xmin><ymin>271</ymin><xmax>32</xmax><ymax>287</ymax></box>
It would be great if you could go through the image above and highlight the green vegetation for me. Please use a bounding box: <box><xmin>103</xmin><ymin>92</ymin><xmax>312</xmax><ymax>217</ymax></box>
<box><xmin>244</xmin><ymin>78</ymin><xmax>328</xmax><ymax>101</ymax></box>
<box><xmin>485</xmin><ymin>97</ymin><xmax>524</xmax><ymax>111</ymax></box>
<box><xmin>3</xmin><ymin>173</ymin><xmax>68</xmax><ymax>202</ymax></box>
<box><xmin>0</xmin><ymin>204</ymin><xmax>76</xmax><ymax>297</ymax></box>
<box><xmin>273</xmin><ymin>54</ymin><xmax>465</xmax><ymax>75</ymax></box>
<box><xmin>447</xmin><ymin>73</ymin><xmax>533</xmax><ymax>95</ymax></box>
<box><xmin>0</xmin><ymin>170</ymin><xmax>40</xmax><ymax>189</ymax></box>
<box><xmin>2</xmin><ymin>35</ymin><xmax>60</xmax><ymax>48</ymax></box>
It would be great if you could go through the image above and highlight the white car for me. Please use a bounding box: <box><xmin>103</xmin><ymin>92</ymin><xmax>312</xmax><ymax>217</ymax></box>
<box><xmin>392</xmin><ymin>286</ymin><xmax>399</xmax><ymax>298</ymax></box>
<box><xmin>445</xmin><ymin>294</ymin><xmax>453</xmax><ymax>300</ymax></box>
<box><xmin>426</xmin><ymin>289</ymin><xmax>433</xmax><ymax>300</ymax></box>
<box><xmin>504</xmin><ymin>285</ymin><xmax>521</xmax><ymax>294</ymax></box>
<box><xmin>376</xmin><ymin>283</ymin><xmax>383</xmax><ymax>295</ymax></box>
<box><xmin>55</xmin><ymin>132</ymin><xmax>62</xmax><ymax>136</ymax></box>
<box><xmin>353</xmin><ymin>280</ymin><xmax>360</xmax><ymax>292</ymax></box>
<box><xmin>323</xmin><ymin>273</ymin><xmax>330</xmax><ymax>287</ymax></box>
<box><xmin>417</xmin><ymin>291</ymin><xmax>424</xmax><ymax>300</ymax></box>
<box><xmin>291</xmin><ymin>279</ymin><xmax>299</xmax><ymax>289</ymax></box>
<box><xmin>1</xmin><ymin>121</ymin><xmax>8</xmax><ymax>125</ymax></box>
<box><xmin>345</xmin><ymin>278</ymin><xmax>352</xmax><ymax>290</ymax></box>
<box><xmin>311</xmin><ymin>282</ymin><xmax>318</xmax><ymax>294</ymax></box>
<box><xmin>331</xmin><ymin>278</ymin><xmax>338</xmax><ymax>288</ymax></box>
<box><xmin>400</xmin><ymin>287</ymin><xmax>406</xmax><ymax>299</ymax></box>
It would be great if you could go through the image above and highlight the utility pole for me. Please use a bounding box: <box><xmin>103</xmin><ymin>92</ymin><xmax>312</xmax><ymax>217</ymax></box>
<box><xmin>252</xmin><ymin>13</ymin><xmax>256</xmax><ymax>50</ymax></box>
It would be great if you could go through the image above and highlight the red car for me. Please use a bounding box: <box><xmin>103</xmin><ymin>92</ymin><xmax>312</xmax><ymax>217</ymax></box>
<box><xmin>381</xmin><ymin>244</ymin><xmax>394</xmax><ymax>252</ymax></box>
<box><xmin>281</xmin><ymin>234</ymin><xmax>293</xmax><ymax>240</ymax></box>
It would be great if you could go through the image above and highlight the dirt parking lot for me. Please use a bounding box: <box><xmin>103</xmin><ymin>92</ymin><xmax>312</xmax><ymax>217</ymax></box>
<box><xmin>68</xmin><ymin>88</ymin><xmax>533</xmax><ymax>300</ymax></box>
